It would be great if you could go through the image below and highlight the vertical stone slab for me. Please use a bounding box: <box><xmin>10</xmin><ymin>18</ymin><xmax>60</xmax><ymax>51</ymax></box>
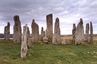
<box><xmin>85</xmin><ymin>23</ymin><xmax>90</xmax><ymax>42</ymax></box>
<box><xmin>46</xmin><ymin>14</ymin><xmax>53</xmax><ymax>42</ymax></box>
<box><xmin>31</xmin><ymin>19</ymin><xmax>39</xmax><ymax>43</ymax></box>
<box><xmin>27</xmin><ymin>27</ymin><xmax>32</xmax><ymax>47</ymax></box>
<box><xmin>72</xmin><ymin>23</ymin><xmax>76</xmax><ymax>42</ymax></box>
<box><xmin>21</xmin><ymin>24</ymin><xmax>27</xmax><ymax>58</ymax></box>
<box><xmin>41</xmin><ymin>27</ymin><xmax>45</xmax><ymax>41</ymax></box>
<box><xmin>90</xmin><ymin>22</ymin><xmax>93</xmax><ymax>43</ymax></box>
<box><xmin>13</xmin><ymin>15</ymin><xmax>22</xmax><ymax>43</ymax></box>
<box><xmin>4</xmin><ymin>22</ymin><xmax>10</xmax><ymax>42</ymax></box>
<box><xmin>75</xmin><ymin>18</ymin><xmax>84</xmax><ymax>45</ymax></box>
<box><xmin>53</xmin><ymin>18</ymin><xmax>61</xmax><ymax>44</ymax></box>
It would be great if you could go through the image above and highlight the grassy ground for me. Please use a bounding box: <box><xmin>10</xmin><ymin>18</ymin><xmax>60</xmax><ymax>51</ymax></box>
<box><xmin>0</xmin><ymin>39</ymin><xmax>97</xmax><ymax>64</ymax></box>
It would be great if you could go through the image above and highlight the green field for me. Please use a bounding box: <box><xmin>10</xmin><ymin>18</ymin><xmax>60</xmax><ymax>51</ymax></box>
<box><xmin>0</xmin><ymin>39</ymin><xmax>97</xmax><ymax>64</ymax></box>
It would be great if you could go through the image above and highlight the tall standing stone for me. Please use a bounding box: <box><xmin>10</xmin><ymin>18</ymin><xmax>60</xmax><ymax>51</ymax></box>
<box><xmin>72</xmin><ymin>23</ymin><xmax>76</xmax><ymax>42</ymax></box>
<box><xmin>90</xmin><ymin>22</ymin><xmax>93</xmax><ymax>43</ymax></box>
<box><xmin>75</xmin><ymin>18</ymin><xmax>84</xmax><ymax>45</ymax></box>
<box><xmin>31</xmin><ymin>19</ymin><xmax>39</xmax><ymax>43</ymax></box>
<box><xmin>13</xmin><ymin>15</ymin><xmax>22</xmax><ymax>43</ymax></box>
<box><xmin>21</xmin><ymin>24</ymin><xmax>28</xmax><ymax>58</ymax></box>
<box><xmin>52</xmin><ymin>18</ymin><xmax>61</xmax><ymax>44</ymax></box>
<box><xmin>46</xmin><ymin>14</ymin><xmax>53</xmax><ymax>42</ymax></box>
<box><xmin>41</xmin><ymin>27</ymin><xmax>45</xmax><ymax>41</ymax></box>
<box><xmin>27</xmin><ymin>27</ymin><xmax>32</xmax><ymax>47</ymax></box>
<box><xmin>85</xmin><ymin>23</ymin><xmax>90</xmax><ymax>42</ymax></box>
<box><xmin>4</xmin><ymin>22</ymin><xmax>10</xmax><ymax>42</ymax></box>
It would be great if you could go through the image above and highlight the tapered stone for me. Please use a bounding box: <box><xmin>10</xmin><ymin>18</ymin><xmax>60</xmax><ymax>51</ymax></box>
<box><xmin>53</xmin><ymin>18</ymin><xmax>61</xmax><ymax>44</ymax></box>
<box><xmin>90</xmin><ymin>22</ymin><xmax>93</xmax><ymax>43</ymax></box>
<box><xmin>31</xmin><ymin>19</ymin><xmax>39</xmax><ymax>43</ymax></box>
<box><xmin>72</xmin><ymin>23</ymin><xmax>76</xmax><ymax>42</ymax></box>
<box><xmin>13</xmin><ymin>15</ymin><xmax>22</xmax><ymax>43</ymax></box>
<box><xmin>85</xmin><ymin>23</ymin><xmax>90</xmax><ymax>42</ymax></box>
<box><xmin>4</xmin><ymin>22</ymin><xmax>10</xmax><ymax>42</ymax></box>
<box><xmin>27</xmin><ymin>27</ymin><xmax>32</xmax><ymax>47</ymax></box>
<box><xmin>75</xmin><ymin>18</ymin><xmax>84</xmax><ymax>45</ymax></box>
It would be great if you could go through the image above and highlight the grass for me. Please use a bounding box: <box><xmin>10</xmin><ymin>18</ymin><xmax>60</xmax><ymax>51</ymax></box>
<box><xmin>0</xmin><ymin>39</ymin><xmax>97</xmax><ymax>64</ymax></box>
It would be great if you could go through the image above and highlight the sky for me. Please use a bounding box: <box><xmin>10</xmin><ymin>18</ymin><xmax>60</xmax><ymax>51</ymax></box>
<box><xmin>0</xmin><ymin>0</ymin><xmax>97</xmax><ymax>35</ymax></box>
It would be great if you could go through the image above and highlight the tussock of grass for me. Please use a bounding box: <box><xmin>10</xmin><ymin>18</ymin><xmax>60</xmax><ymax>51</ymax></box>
<box><xmin>0</xmin><ymin>39</ymin><xmax>97</xmax><ymax>64</ymax></box>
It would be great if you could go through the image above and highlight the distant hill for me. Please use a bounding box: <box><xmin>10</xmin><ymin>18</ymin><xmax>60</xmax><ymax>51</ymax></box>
<box><xmin>0</xmin><ymin>34</ymin><xmax>13</xmax><ymax>38</ymax></box>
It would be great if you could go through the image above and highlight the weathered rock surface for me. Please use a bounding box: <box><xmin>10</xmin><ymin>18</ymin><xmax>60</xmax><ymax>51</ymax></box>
<box><xmin>72</xmin><ymin>23</ymin><xmax>76</xmax><ymax>42</ymax></box>
<box><xmin>27</xmin><ymin>27</ymin><xmax>32</xmax><ymax>47</ymax></box>
<box><xmin>75</xmin><ymin>18</ymin><xmax>84</xmax><ymax>45</ymax></box>
<box><xmin>52</xmin><ymin>18</ymin><xmax>61</xmax><ymax>44</ymax></box>
<box><xmin>21</xmin><ymin>24</ymin><xmax>28</xmax><ymax>58</ymax></box>
<box><xmin>31</xmin><ymin>19</ymin><xmax>39</xmax><ymax>43</ymax></box>
<box><xmin>61</xmin><ymin>39</ymin><xmax>71</xmax><ymax>44</ymax></box>
<box><xmin>4</xmin><ymin>22</ymin><xmax>10</xmax><ymax>42</ymax></box>
<box><xmin>46</xmin><ymin>14</ymin><xmax>53</xmax><ymax>42</ymax></box>
<box><xmin>85</xmin><ymin>23</ymin><xmax>90</xmax><ymax>42</ymax></box>
<box><xmin>13</xmin><ymin>15</ymin><xmax>22</xmax><ymax>43</ymax></box>
<box><xmin>43</xmin><ymin>36</ymin><xmax>48</xmax><ymax>44</ymax></box>
<box><xmin>90</xmin><ymin>22</ymin><xmax>93</xmax><ymax>43</ymax></box>
<box><xmin>41</xmin><ymin>27</ymin><xmax>45</xmax><ymax>41</ymax></box>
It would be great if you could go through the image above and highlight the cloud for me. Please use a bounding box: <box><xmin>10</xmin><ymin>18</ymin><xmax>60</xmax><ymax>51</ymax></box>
<box><xmin>0</xmin><ymin>0</ymin><xmax>97</xmax><ymax>34</ymax></box>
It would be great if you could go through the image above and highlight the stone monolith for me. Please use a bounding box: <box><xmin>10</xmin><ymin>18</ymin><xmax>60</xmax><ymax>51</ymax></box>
<box><xmin>72</xmin><ymin>23</ymin><xmax>76</xmax><ymax>42</ymax></box>
<box><xmin>75</xmin><ymin>18</ymin><xmax>84</xmax><ymax>45</ymax></box>
<box><xmin>85</xmin><ymin>23</ymin><xmax>90</xmax><ymax>42</ymax></box>
<box><xmin>4</xmin><ymin>22</ymin><xmax>10</xmax><ymax>42</ymax></box>
<box><xmin>41</xmin><ymin>27</ymin><xmax>45</xmax><ymax>41</ymax></box>
<box><xmin>46</xmin><ymin>14</ymin><xmax>53</xmax><ymax>42</ymax></box>
<box><xmin>31</xmin><ymin>19</ymin><xmax>39</xmax><ymax>43</ymax></box>
<box><xmin>21</xmin><ymin>24</ymin><xmax>27</xmax><ymax>58</ymax></box>
<box><xmin>27</xmin><ymin>27</ymin><xmax>32</xmax><ymax>47</ymax></box>
<box><xmin>90</xmin><ymin>22</ymin><xmax>93</xmax><ymax>43</ymax></box>
<box><xmin>52</xmin><ymin>18</ymin><xmax>61</xmax><ymax>44</ymax></box>
<box><xmin>13</xmin><ymin>15</ymin><xmax>22</xmax><ymax>43</ymax></box>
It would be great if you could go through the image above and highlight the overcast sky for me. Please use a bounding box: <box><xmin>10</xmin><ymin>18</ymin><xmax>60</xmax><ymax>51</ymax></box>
<box><xmin>0</xmin><ymin>0</ymin><xmax>97</xmax><ymax>35</ymax></box>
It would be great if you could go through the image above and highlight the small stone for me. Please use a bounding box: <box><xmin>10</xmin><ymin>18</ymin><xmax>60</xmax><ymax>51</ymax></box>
<box><xmin>61</xmin><ymin>39</ymin><xmax>71</xmax><ymax>44</ymax></box>
<box><xmin>4</xmin><ymin>22</ymin><xmax>10</xmax><ymax>42</ymax></box>
<box><xmin>43</xmin><ymin>36</ymin><xmax>48</xmax><ymax>44</ymax></box>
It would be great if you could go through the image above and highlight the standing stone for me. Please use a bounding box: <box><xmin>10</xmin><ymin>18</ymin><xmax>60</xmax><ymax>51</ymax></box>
<box><xmin>4</xmin><ymin>22</ymin><xmax>10</xmax><ymax>42</ymax></box>
<box><xmin>31</xmin><ymin>19</ymin><xmax>39</xmax><ymax>43</ymax></box>
<box><xmin>85</xmin><ymin>23</ymin><xmax>90</xmax><ymax>42</ymax></box>
<box><xmin>75</xmin><ymin>18</ymin><xmax>84</xmax><ymax>45</ymax></box>
<box><xmin>41</xmin><ymin>27</ymin><xmax>45</xmax><ymax>41</ymax></box>
<box><xmin>52</xmin><ymin>18</ymin><xmax>61</xmax><ymax>44</ymax></box>
<box><xmin>72</xmin><ymin>23</ymin><xmax>76</xmax><ymax>42</ymax></box>
<box><xmin>46</xmin><ymin>14</ymin><xmax>53</xmax><ymax>42</ymax></box>
<box><xmin>90</xmin><ymin>22</ymin><xmax>93</xmax><ymax>43</ymax></box>
<box><xmin>13</xmin><ymin>15</ymin><xmax>22</xmax><ymax>43</ymax></box>
<box><xmin>27</xmin><ymin>27</ymin><xmax>32</xmax><ymax>47</ymax></box>
<box><xmin>21</xmin><ymin>24</ymin><xmax>28</xmax><ymax>58</ymax></box>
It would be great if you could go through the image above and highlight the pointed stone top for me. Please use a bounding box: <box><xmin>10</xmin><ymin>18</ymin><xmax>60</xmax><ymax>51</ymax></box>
<box><xmin>32</xmin><ymin>19</ymin><xmax>35</xmax><ymax>23</ymax></box>
<box><xmin>41</xmin><ymin>27</ymin><xmax>43</xmax><ymax>31</ymax></box>
<box><xmin>79</xmin><ymin>18</ymin><xmax>83</xmax><ymax>25</ymax></box>
<box><xmin>56</xmin><ymin>17</ymin><xmax>59</xmax><ymax>21</ymax></box>
<box><xmin>14</xmin><ymin>15</ymin><xmax>19</xmax><ymax>21</ymax></box>
<box><xmin>7</xmin><ymin>22</ymin><xmax>10</xmax><ymax>27</ymax></box>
